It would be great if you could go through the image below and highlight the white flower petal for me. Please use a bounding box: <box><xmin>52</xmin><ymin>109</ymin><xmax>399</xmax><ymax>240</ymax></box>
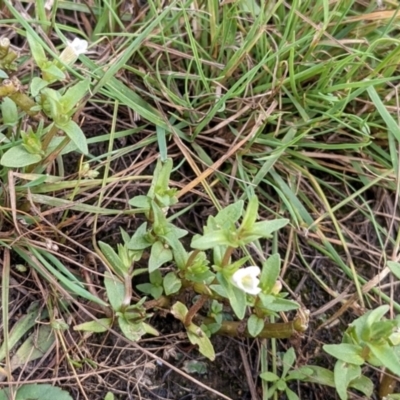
<box><xmin>68</xmin><ymin>38</ymin><xmax>88</xmax><ymax>56</ymax></box>
<box><xmin>231</xmin><ymin>266</ymin><xmax>261</xmax><ymax>295</ymax></box>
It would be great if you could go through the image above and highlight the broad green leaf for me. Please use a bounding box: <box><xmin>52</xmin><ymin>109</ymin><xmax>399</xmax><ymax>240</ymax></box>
<box><xmin>56</xmin><ymin>119</ymin><xmax>88</xmax><ymax>155</ymax></box>
<box><xmin>149</xmin><ymin>241</ymin><xmax>172</xmax><ymax>273</ymax></box>
<box><xmin>41</xmin><ymin>63</ymin><xmax>65</xmax><ymax>81</ymax></box>
<box><xmin>259</xmin><ymin>371</ymin><xmax>280</xmax><ymax>382</ymax></box>
<box><xmin>300</xmin><ymin>365</ymin><xmax>335</xmax><ymax>387</ymax></box>
<box><xmin>1</xmin><ymin>97</ymin><xmax>18</xmax><ymax>126</ymax></box>
<box><xmin>187</xmin><ymin>324</ymin><xmax>215</xmax><ymax>361</ymax></box>
<box><xmin>365</xmin><ymin>305</ymin><xmax>390</xmax><ymax>330</ymax></box>
<box><xmin>285</xmin><ymin>388</ymin><xmax>299</xmax><ymax>400</ymax></box>
<box><xmin>104</xmin><ymin>393</ymin><xmax>115</xmax><ymax>400</ymax></box>
<box><xmin>191</xmin><ymin>230</ymin><xmax>231</xmax><ymax>250</ymax></box>
<box><xmin>282</xmin><ymin>348</ymin><xmax>296</xmax><ymax>377</ymax></box>
<box><xmin>26</xmin><ymin>31</ymin><xmax>47</xmax><ymax>67</ymax></box>
<box><xmin>0</xmin><ymin>145</ymin><xmax>42</xmax><ymax>168</ymax></box>
<box><xmin>367</xmin><ymin>342</ymin><xmax>400</xmax><ymax>375</ymax></box>
<box><xmin>388</xmin><ymin>261</ymin><xmax>400</xmax><ymax>280</ymax></box>
<box><xmin>247</xmin><ymin>314</ymin><xmax>264</xmax><ymax>337</ymax></box>
<box><xmin>259</xmin><ymin>294</ymin><xmax>299</xmax><ymax>312</ymax></box>
<box><xmin>143</xmin><ymin>322</ymin><xmax>159</xmax><ymax>336</ymax></box>
<box><xmin>104</xmin><ymin>271</ymin><xmax>125</xmax><ymax>311</ymax></box>
<box><xmin>30</xmin><ymin>77</ymin><xmax>49</xmax><ymax>97</ymax></box>
<box><xmin>217</xmin><ymin>272</ymin><xmax>246</xmax><ymax>319</ymax></box>
<box><xmin>214</xmin><ymin>200</ymin><xmax>244</xmax><ymax>228</ymax></box>
<box><xmin>99</xmin><ymin>241</ymin><xmax>126</xmax><ymax>277</ymax></box>
<box><xmin>244</xmin><ymin>218</ymin><xmax>289</xmax><ymax>240</ymax></box>
<box><xmin>136</xmin><ymin>283</ymin><xmax>163</xmax><ymax>299</ymax></box>
<box><xmin>334</xmin><ymin>361</ymin><xmax>361</xmax><ymax>400</ymax></box>
<box><xmin>129</xmin><ymin>195</ymin><xmax>151</xmax><ymax>209</ymax></box>
<box><xmin>323</xmin><ymin>343</ymin><xmax>364</xmax><ymax>365</ymax></box>
<box><xmin>0</xmin><ymin>384</ymin><xmax>72</xmax><ymax>400</ymax></box>
<box><xmin>286</xmin><ymin>367</ymin><xmax>314</xmax><ymax>381</ymax></box>
<box><xmin>171</xmin><ymin>301</ymin><xmax>188</xmax><ymax>322</ymax></box>
<box><xmin>349</xmin><ymin>375</ymin><xmax>373</xmax><ymax>398</ymax></box>
<box><xmin>128</xmin><ymin>222</ymin><xmax>152</xmax><ymax>250</ymax></box>
<box><xmin>73</xmin><ymin>318</ymin><xmax>112</xmax><ymax>333</ymax></box>
<box><xmin>260</xmin><ymin>253</ymin><xmax>281</xmax><ymax>293</ymax></box>
<box><xmin>163</xmin><ymin>272</ymin><xmax>182</xmax><ymax>295</ymax></box>
<box><xmin>60</xmin><ymin>78</ymin><xmax>90</xmax><ymax>113</ymax></box>
<box><xmin>118</xmin><ymin>316</ymin><xmax>145</xmax><ymax>342</ymax></box>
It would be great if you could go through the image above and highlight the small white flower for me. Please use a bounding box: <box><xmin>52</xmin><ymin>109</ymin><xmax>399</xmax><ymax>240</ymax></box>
<box><xmin>231</xmin><ymin>266</ymin><xmax>261</xmax><ymax>295</ymax></box>
<box><xmin>59</xmin><ymin>38</ymin><xmax>88</xmax><ymax>65</ymax></box>
<box><xmin>44</xmin><ymin>0</ymin><xmax>54</xmax><ymax>11</ymax></box>
<box><xmin>67</xmin><ymin>38</ymin><xmax>88</xmax><ymax>56</ymax></box>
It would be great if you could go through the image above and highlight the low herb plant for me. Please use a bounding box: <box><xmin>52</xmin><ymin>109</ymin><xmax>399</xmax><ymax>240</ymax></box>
<box><xmin>0</xmin><ymin>33</ymin><xmax>90</xmax><ymax>171</ymax></box>
<box><xmin>74</xmin><ymin>158</ymin><xmax>308</xmax><ymax>361</ymax></box>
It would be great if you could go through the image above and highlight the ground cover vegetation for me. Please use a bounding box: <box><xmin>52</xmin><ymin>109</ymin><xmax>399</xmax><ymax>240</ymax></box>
<box><xmin>1</xmin><ymin>0</ymin><xmax>400</xmax><ymax>399</ymax></box>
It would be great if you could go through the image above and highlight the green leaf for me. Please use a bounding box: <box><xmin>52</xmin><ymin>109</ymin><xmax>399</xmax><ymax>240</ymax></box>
<box><xmin>365</xmin><ymin>305</ymin><xmax>390</xmax><ymax>329</ymax></box>
<box><xmin>367</xmin><ymin>341</ymin><xmax>400</xmax><ymax>375</ymax></box>
<box><xmin>259</xmin><ymin>294</ymin><xmax>299</xmax><ymax>312</ymax></box>
<box><xmin>300</xmin><ymin>365</ymin><xmax>335</xmax><ymax>387</ymax></box>
<box><xmin>247</xmin><ymin>314</ymin><xmax>264</xmax><ymax>337</ymax></box>
<box><xmin>129</xmin><ymin>195</ymin><xmax>151</xmax><ymax>209</ymax></box>
<box><xmin>41</xmin><ymin>63</ymin><xmax>65</xmax><ymax>81</ymax></box>
<box><xmin>73</xmin><ymin>318</ymin><xmax>112</xmax><ymax>333</ymax></box>
<box><xmin>128</xmin><ymin>222</ymin><xmax>152</xmax><ymax>250</ymax></box>
<box><xmin>60</xmin><ymin>78</ymin><xmax>90</xmax><ymax>113</ymax></box>
<box><xmin>26</xmin><ymin>31</ymin><xmax>47</xmax><ymax>67</ymax></box>
<box><xmin>143</xmin><ymin>322</ymin><xmax>159</xmax><ymax>337</ymax></box>
<box><xmin>239</xmin><ymin>196</ymin><xmax>258</xmax><ymax>231</ymax></box>
<box><xmin>349</xmin><ymin>375</ymin><xmax>373</xmax><ymax>398</ymax></box>
<box><xmin>163</xmin><ymin>272</ymin><xmax>182</xmax><ymax>295</ymax></box>
<box><xmin>334</xmin><ymin>361</ymin><xmax>361</xmax><ymax>400</ymax></box>
<box><xmin>1</xmin><ymin>97</ymin><xmax>18</xmax><ymax>126</ymax></box>
<box><xmin>260</xmin><ymin>253</ymin><xmax>281</xmax><ymax>293</ymax></box>
<box><xmin>244</xmin><ymin>218</ymin><xmax>289</xmax><ymax>240</ymax></box>
<box><xmin>191</xmin><ymin>230</ymin><xmax>231</xmax><ymax>250</ymax></box>
<box><xmin>0</xmin><ymin>384</ymin><xmax>73</xmax><ymax>400</ymax></box>
<box><xmin>323</xmin><ymin>343</ymin><xmax>364</xmax><ymax>365</ymax></box>
<box><xmin>388</xmin><ymin>261</ymin><xmax>400</xmax><ymax>280</ymax></box>
<box><xmin>171</xmin><ymin>301</ymin><xmax>188</xmax><ymax>322</ymax></box>
<box><xmin>285</xmin><ymin>388</ymin><xmax>299</xmax><ymax>400</ymax></box>
<box><xmin>217</xmin><ymin>272</ymin><xmax>246</xmax><ymax>319</ymax></box>
<box><xmin>104</xmin><ymin>271</ymin><xmax>125</xmax><ymax>311</ymax></box>
<box><xmin>30</xmin><ymin>77</ymin><xmax>49</xmax><ymax>97</ymax></box>
<box><xmin>259</xmin><ymin>371</ymin><xmax>280</xmax><ymax>382</ymax></box>
<box><xmin>99</xmin><ymin>241</ymin><xmax>126</xmax><ymax>277</ymax></box>
<box><xmin>118</xmin><ymin>316</ymin><xmax>145</xmax><ymax>342</ymax></box>
<box><xmin>104</xmin><ymin>393</ymin><xmax>115</xmax><ymax>400</ymax></box>
<box><xmin>214</xmin><ymin>200</ymin><xmax>244</xmax><ymax>228</ymax></box>
<box><xmin>56</xmin><ymin>119</ymin><xmax>88</xmax><ymax>155</ymax></box>
<box><xmin>149</xmin><ymin>241</ymin><xmax>172</xmax><ymax>273</ymax></box>
<box><xmin>1</xmin><ymin>145</ymin><xmax>42</xmax><ymax>168</ymax></box>
<box><xmin>136</xmin><ymin>283</ymin><xmax>163</xmax><ymax>299</ymax></box>
<box><xmin>187</xmin><ymin>324</ymin><xmax>215</xmax><ymax>361</ymax></box>
<box><xmin>282</xmin><ymin>348</ymin><xmax>296</xmax><ymax>377</ymax></box>
<box><xmin>286</xmin><ymin>367</ymin><xmax>314</xmax><ymax>381</ymax></box>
